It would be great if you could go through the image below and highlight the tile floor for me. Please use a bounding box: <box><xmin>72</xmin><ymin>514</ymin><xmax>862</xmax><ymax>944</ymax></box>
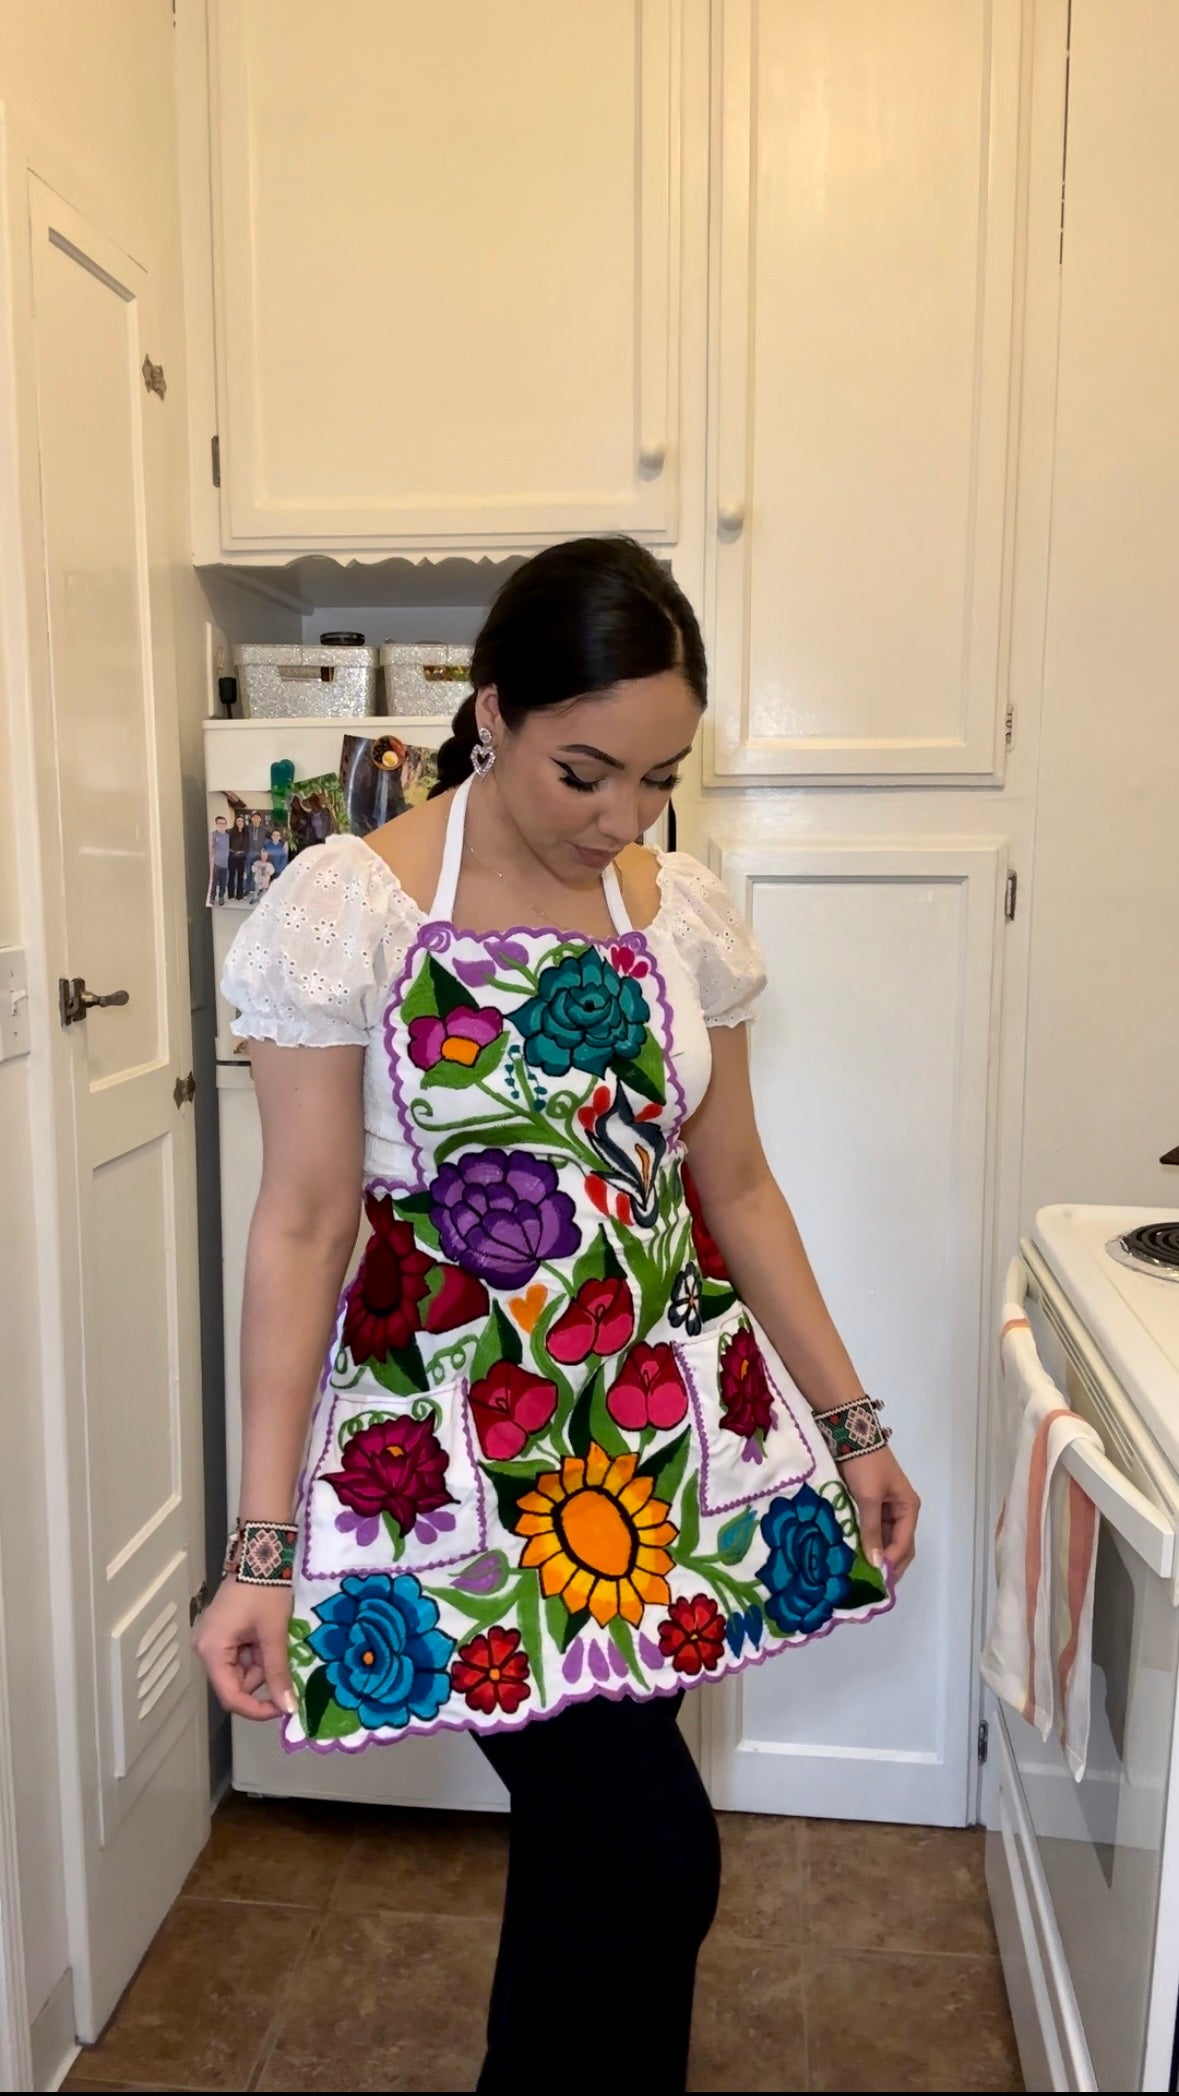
<box><xmin>64</xmin><ymin>1795</ymin><xmax>1023</xmax><ymax>2093</ymax></box>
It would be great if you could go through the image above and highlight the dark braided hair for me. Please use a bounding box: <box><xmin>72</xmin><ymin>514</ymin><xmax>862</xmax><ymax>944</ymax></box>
<box><xmin>431</xmin><ymin>537</ymin><xmax>706</xmax><ymax>796</ymax></box>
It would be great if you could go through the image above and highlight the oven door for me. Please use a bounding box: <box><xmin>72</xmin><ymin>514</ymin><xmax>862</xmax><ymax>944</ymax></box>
<box><xmin>1000</xmin><ymin>1252</ymin><xmax>1179</xmax><ymax>2091</ymax></box>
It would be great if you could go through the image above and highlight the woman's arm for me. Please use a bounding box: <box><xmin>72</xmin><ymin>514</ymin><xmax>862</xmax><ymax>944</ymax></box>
<box><xmin>194</xmin><ymin>1039</ymin><xmax>365</xmax><ymax>1718</ymax></box>
<box><xmin>684</xmin><ymin>1026</ymin><xmax>920</xmax><ymax>1577</ymax></box>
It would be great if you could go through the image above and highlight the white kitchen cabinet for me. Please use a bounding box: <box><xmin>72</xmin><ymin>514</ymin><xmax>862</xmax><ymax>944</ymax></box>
<box><xmin>204</xmin><ymin>0</ymin><xmax>692</xmax><ymax>554</ymax></box>
<box><xmin>696</xmin><ymin>830</ymin><xmax>1008</xmax><ymax>1822</ymax></box>
<box><xmin>706</xmin><ymin>0</ymin><xmax>1030</xmax><ymax>782</ymax></box>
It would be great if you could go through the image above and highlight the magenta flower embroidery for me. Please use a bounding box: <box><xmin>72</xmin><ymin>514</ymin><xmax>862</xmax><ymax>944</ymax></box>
<box><xmin>407</xmin><ymin>1004</ymin><xmax>503</xmax><ymax>1072</ymax></box>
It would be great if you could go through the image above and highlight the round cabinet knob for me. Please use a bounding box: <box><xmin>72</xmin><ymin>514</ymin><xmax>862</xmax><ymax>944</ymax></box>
<box><xmin>638</xmin><ymin>442</ymin><xmax>667</xmax><ymax>474</ymax></box>
<box><xmin>718</xmin><ymin>501</ymin><xmax>746</xmax><ymax>535</ymax></box>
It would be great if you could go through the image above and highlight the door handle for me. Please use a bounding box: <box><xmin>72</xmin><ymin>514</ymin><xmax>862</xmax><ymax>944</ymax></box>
<box><xmin>58</xmin><ymin>976</ymin><xmax>130</xmax><ymax>1027</ymax></box>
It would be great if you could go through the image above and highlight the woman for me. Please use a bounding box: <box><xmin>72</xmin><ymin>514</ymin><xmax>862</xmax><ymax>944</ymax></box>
<box><xmin>226</xmin><ymin>810</ymin><xmax>249</xmax><ymax>902</ymax></box>
<box><xmin>198</xmin><ymin>538</ymin><xmax>919</xmax><ymax>2091</ymax></box>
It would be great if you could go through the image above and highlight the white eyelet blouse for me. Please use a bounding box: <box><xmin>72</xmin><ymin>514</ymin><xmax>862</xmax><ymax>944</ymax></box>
<box><xmin>222</xmin><ymin>836</ymin><xmax>766</xmax><ymax>1182</ymax></box>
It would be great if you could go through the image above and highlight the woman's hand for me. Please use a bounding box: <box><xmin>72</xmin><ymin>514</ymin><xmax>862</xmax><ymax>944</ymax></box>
<box><xmin>192</xmin><ymin>1578</ymin><xmax>297</xmax><ymax>1721</ymax></box>
<box><xmin>839</xmin><ymin>1446</ymin><xmax>920</xmax><ymax>1581</ymax></box>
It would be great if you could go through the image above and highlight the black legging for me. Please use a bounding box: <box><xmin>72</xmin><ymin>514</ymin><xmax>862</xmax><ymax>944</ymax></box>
<box><xmin>475</xmin><ymin>1691</ymin><xmax>721</xmax><ymax>2092</ymax></box>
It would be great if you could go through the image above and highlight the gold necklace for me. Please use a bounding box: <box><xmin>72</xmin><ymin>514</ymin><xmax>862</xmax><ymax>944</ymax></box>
<box><xmin>463</xmin><ymin>837</ymin><xmax>614</xmax><ymax>929</ymax></box>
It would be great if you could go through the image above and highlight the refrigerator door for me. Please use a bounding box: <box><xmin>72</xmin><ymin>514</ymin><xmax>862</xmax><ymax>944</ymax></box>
<box><xmin>217</xmin><ymin>1066</ymin><xmax>507</xmax><ymax>1807</ymax></box>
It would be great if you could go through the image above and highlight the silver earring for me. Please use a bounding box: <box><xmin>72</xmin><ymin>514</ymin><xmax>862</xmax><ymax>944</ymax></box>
<box><xmin>470</xmin><ymin>725</ymin><xmax>496</xmax><ymax>778</ymax></box>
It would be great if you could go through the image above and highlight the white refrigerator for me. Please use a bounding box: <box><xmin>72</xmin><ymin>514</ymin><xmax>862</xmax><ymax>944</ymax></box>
<box><xmin>205</xmin><ymin>714</ymin><xmax>507</xmax><ymax>1808</ymax></box>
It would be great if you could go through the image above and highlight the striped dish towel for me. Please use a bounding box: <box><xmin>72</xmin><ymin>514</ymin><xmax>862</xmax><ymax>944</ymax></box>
<box><xmin>980</xmin><ymin>1299</ymin><xmax>1103</xmax><ymax>1780</ymax></box>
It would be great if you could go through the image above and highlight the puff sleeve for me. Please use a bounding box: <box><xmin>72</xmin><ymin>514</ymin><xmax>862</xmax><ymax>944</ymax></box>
<box><xmin>656</xmin><ymin>853</ymin><xmax>767</xmax><ymax>1026</ymax></box>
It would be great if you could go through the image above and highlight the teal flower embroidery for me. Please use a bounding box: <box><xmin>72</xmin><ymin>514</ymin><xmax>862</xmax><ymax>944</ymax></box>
<box><xmin>512</xmin><ymin>947</ymin><xmax>650</xmax><ymax>1077</ymax></box>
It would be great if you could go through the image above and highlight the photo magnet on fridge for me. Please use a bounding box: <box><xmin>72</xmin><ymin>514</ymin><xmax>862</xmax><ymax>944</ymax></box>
<box><xmin>206</xmin><ymin>791</ymin><xmax>288</xmax><ymax>908</ymax></box>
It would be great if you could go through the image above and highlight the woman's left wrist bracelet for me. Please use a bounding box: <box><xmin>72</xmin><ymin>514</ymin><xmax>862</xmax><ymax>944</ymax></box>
<box><xmin>813</xmin><ymin>1394</ymin><xmax>891</xmax><ymax>1464</ymax></box>
<box><xmin>222</xmin><ymin>1519</ymin><xmax>298</xmax><ymax>1586</ymax></box>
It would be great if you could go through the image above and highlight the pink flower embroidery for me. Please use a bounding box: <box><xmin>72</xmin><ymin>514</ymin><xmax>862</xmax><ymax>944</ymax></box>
<box><xmin>407</xmin><ymin>1004</ymin><xmax>503</xmax><ymax>1072</ymax></box>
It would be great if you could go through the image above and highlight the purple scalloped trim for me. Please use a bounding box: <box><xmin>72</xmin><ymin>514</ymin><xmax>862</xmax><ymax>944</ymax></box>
<box><xmin>278</xmin><ymin>1567</ymin><xmax>896</xmax><ymax>1756</ymax></box>
<box><xmin>678</xmin><ymin>1336</ymin><xmax>816</xmax><ymax>1517</ymax></box>
<box><xmin>300</xmin><ymin>1380</ymin><xmax>487</xmax><ymax>1581</ymax></box>
<box><xmin>381</xmin><ymin>920</ymin><xmax>689</xmax><ymax>1184</ymax></box>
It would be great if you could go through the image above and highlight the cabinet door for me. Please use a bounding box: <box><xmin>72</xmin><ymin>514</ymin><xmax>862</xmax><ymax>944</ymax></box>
<box><xmin>699</xmin><ymin>837</ymin><xmax>1005</xmax><ymax>1824</ymax></box>
<box><xmin>708</xmin><ymin>0</ymin><xmax>1028</xmax><ymax>781</ymax></box>
<box><xmin>210</xmin><ymin>0</ymin><xmax>683</xmax><ymax>551</ymax></box>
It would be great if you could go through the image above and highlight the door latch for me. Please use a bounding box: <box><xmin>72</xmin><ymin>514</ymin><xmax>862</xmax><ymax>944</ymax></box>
<box><xmin>173</xmin><ymin>1070</ymin><xmax>196</xmax><ymax>1109</ymax></box>
<box><xmin>58</xmin><ymin>977</ymin><xmax>130</xmax><ymax>1027</ymax></box>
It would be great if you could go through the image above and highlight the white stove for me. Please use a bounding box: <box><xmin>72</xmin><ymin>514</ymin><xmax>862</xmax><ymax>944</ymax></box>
<box><xmin>988</xmin><ymin>1205</ymin><xmax>1179</xmax><ymax>2094</ymax></box>
<box><xmin>1033</xmin><ymin>1205</ymin><xmax>1179</xmax><ymax>1475</ymax></box>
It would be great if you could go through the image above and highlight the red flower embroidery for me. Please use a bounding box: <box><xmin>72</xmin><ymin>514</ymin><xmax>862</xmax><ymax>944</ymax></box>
<box><xmin>324</xmin><ymin>1415</ymin><xmax>455</xmax><ymax>1533</ymax></box>
<box><xmin>577</xmin><ymin>1083</ymin><xmax>613</xmax><ymax>1132</ymax></box>
<box><xmin>547</xmin><ymin>1276</ymin><xmax>635</xmax><ymax>1365</ymax></box>
<box><xmin>609</xmin><ymin>944</ymin><xmax>649</xmax><ymax>979</ymax></box>
<box><xmin>451</xmin><ymin>1624</ymin><xmax>531</xmax><ymax>1715</ymax></box>
<box><xmin>718</xmin><ymin>1325</ymin><xmax>775</xmax><ymax>1439</ymax></box>
<box><xmin>682</xmin><ymin>1166</ymin><xmax>730</xmax><ymax>1283</ymax></box>
<box><xmin>469</xmin><ymin>1361</ymin><xmax>559</xmax><ymax>1460</ymax></box>
<box><xmin>342</xmin><ymin>1192</ymin><xmax>489</xmax><ymax>1364</ymax></box>
<box><xmin>657</xmin><ymin>1593</ymin><xmax>726</xmax><ymax>1676</ymax></box>
<box><xmin>606</xmin><ymin>1342</ymin><xmax>688</xmax><ymax>1432</ymax></box>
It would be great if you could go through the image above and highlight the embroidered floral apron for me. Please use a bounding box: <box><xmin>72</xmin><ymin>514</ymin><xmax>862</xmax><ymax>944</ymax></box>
<box><xmin>283</xmin><ymin>782</ymin><xmax>894</xmax><ymax>1753</ymax></box>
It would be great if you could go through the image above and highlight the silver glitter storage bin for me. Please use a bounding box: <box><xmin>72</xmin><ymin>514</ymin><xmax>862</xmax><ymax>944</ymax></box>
<box><xmin>235</xmin><ymin>643</ymin><xmax>380</xmax><ymax>720</ymax></box>
<box><xmin>379</xmin><ymin>643</ymin><xmax>472</xmax><ymax>717</ymax></box>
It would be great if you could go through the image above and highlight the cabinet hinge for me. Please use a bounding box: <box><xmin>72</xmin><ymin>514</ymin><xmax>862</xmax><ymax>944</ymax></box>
<box><xmin>1004</xmin><ymin>703</ymin><xmax>1015</xmax><ymax>751</ymax></box>
<box><xmin>189</xmin><ymin>1582</ymin><xmax>211</xmax><ymax>1627</ymax></box>
<box><xmin>141</xmin><ymin>355</ymin><xmax>167</xmax><ymax>400</ymax></box>
<box><xmin>977</xmin><ymin>1717</ymin><xmax>989</xmax><ymax>1766</ymax></box>
<box><xmin>1059</xmin><ymin>0</ymin><xmax>1073</xmax><ymax>263</ymax></box>
<box><xmin>211</xmin><ymin>434</ymin><xmax>221</xmax><ymax>487</ymax></box>
<box><xmin>1004</xmin><ymin>870</ymin><xmax>1018</xmax><ymax>924</ymax></box>
<box><xmin>173</xmin><ymin>1069</ymin><xmax>196</xmax><ymax>1109</ymax></box>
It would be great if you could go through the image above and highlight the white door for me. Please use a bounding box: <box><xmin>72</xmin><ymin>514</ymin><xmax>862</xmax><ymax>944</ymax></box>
<box><xmin>706</xmin><ymin>0</ymin><xmax>1028</xmax><ymax>783</ymax></box>
<box><xmin>698</xmin><ymin>839</ymin><xmax>1006</xmax><ymax>1823</ymax></box>
<box><xmin>22</xmin><ymin>178</ymin><xmax>207</xmax><ymax>2037</ymax></box>
<box><xmin>206</xmin><ymin>0</ymin><xmax>685</xmax><ymax>551</ymax></box>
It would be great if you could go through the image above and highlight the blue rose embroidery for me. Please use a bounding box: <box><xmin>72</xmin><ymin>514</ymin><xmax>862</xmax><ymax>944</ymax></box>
<box><xmin>757</xmin><ymin>1486</ymin><xmax>856</xmax><ymax>1636</ymax></box>
<box><xmin>307</xmin><ymin>1572</ymin><xmax>454</xmax><ymax>1728</ymax></box>
<box><xmin>512</xmin><ymin>948</ymin><xmax>649</xmax><ymax>1077</ymax></box>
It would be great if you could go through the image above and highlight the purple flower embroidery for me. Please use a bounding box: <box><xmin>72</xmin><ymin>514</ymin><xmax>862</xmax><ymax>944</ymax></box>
<box><xmin>451</xmin><ymin>1549</ymin><xmax>509</xmax><ymax>1595</ymax></box>
<box><xmin>427</xmin><ymin>1148</ymin><xmax>581</xmax><ymax>1291</ymax></box>
<box><xmin>407</xmin><ymin>1004</ymin><xmax>503</xmax><ymax>1072</ymax></box>
<box><xmin>453</xmin><ymin>938</ymin><xmax>529</xmax><ymax>990</ymax></box>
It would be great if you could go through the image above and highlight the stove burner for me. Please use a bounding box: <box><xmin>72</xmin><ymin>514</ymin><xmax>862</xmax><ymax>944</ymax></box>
<box><xmin>1109</xmin><ymin>1222</ymin><xmax>1179</xmax><ymax>1282</ymax></box>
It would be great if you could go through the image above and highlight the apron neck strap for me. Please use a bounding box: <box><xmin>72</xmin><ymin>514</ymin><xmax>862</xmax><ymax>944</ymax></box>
<box><xmin>428</xmin><ymin>771</ymin><xmax>634</xmax><ymax>936</ymax></box>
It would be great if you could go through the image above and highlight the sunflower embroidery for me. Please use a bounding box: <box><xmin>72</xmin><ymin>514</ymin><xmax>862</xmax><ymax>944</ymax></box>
<box><xmin>513</xmin><ymin>1442</ymin><xmax>677</xmax><ymax>1628</ymax></box>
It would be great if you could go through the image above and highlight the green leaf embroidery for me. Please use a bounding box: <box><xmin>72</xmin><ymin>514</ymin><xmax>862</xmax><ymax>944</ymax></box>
<box><xmin>371</xmin><ymin>1343</ymin><xmax>430</xmax><ymax>1397</ymax></box>
<box><xmin>716</xmin><ymin>1506</ymin><xmax>758</xmax><ymax>1565</ymax></box>
<box><xmin>699</xmin><ymin>1284</ymin><xmax>738</xmax><ymax>1325</ymax></box>
<box><xmin>621</xmin><ymin>1232</ymin><xmax>672</xmax><ymax>1337</ymax></box>
<box><xmin>488</xmin><ymin>1467</ymin><xmax>543</xmax><ymax>1533</ymax></box>
<box><xmin>846</xmin><ymin>1552</ymin><xmax>887</xmax><ymax>1597</ymax></box>
<box><xmin>302</xmin><ymin>1665</ymin><xmax>336</xmax><ymax>1740</ymax></box>
<box><xmin>390</xmin><ymin>1191</ymin><xmax>442</xmax><ymax>1254</ymax></box>
<box><xmin>566</xmin><ymin>1366</ymin><xmax>603</xmax><ymax>1459</ymax></box>
<box><xmin>544</xmin><ymin>1594</ymin><xmax>569</xmax><ymax>1649</ymax></box>
<box><xmin>678</xmin><ymin>1473</ymin><xmax>701</xmax><ymax>1559</ymax></box>
<box><xmin>613</xmin><ymin>1028</ymin><xmax>666</xmax><ymax>1107</ymax></box>
<box><xmin>588</xmin><ymin>1374</ymin><xmax>628</xmax><ymax>1457</ymax></box>
<box><xmin>470</xmin><ymin>1302</ymin><xmax>524</xmax><ymax>1384</ymax></box>
<box><xmin>607</xmin><ymin>1617</ymin><xmax>645</xmax><ymax>1685</ymax></box>
<box><xmin>399</xmin><ymin>954</ymin><xmax>476</xmax><ymax>1023</ymax></box>
<box><xmin>398</xmin><ymin>961</ymin><xmax>441</xmax><ymax>1028</ymax></box>
<box><xmin>516</xmin><ymin>1572</ymin><xmax>546</xmax><ymax>1708</ymax></box>
<box><xmin>381</xmin><ymin>1512</ymin><xmax>406</xmax><ymax>1560</ymax></box>
<box><xmin>559</xmin><ymin>1605</ymin><xmax>590</xmax><ymax>1652</ymax></box>
<box><xmin>841</xmin><ymin>1575</ymin><xmax>888</xmax><ymax>1612</ymax></box>
<box><xmin>445</xmin><ymin>1585</ymin><xmax>519</xmax><ymax>1628</ymax></box>
<box><xmin>423</xmin><ymin>1030</ymin><xmax>509</xmax><ymax>1090</ymax></box>
<box><xmin>314</xmin><ymin>1697</ymin><xmax>362</xmax><ymax>1741</ymax></box>
<box><xmin>638</xmin><ymin>1424</ymin><xmax>691</xmax><ymax>1504</ymax></box>
<box><xmin>287</xmin><ymin>1617</ymin><xmax>311</xmax><ymax>1645</ymax></box>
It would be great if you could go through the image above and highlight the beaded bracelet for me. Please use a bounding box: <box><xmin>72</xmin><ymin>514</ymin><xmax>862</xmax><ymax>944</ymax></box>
<box><xmin>222</xmin><ymin>1519</ymin><xmax>298</xmax><ymax>1587</ymax></box>
<box><xmin>812</xmin><ymin>1394</ymin><xmax>891</xmax><ymax>1465</ymax></box>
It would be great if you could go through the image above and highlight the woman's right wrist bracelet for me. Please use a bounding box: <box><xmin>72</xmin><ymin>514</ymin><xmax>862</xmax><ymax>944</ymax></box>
<box><xmin>223</xmin><ymin>1519</ymin><xmax>298</xmax><ymax>1586</ymax></box>
<box><xmin>813</xmin><ymin>1394</ymin><xmax>891</xmax><ymax>1464</ymax></box>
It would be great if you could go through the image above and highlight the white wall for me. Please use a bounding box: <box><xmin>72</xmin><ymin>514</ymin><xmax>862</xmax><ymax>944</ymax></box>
<box><xmin>0</xmin><ymin>0</ymin><xmax>209</xmax><ymax>2051</ymax></box>
<box><xmin>1020</xmin><ymin>0</ymin><xmax>1179</xmax><ymax>1223</ymax></box>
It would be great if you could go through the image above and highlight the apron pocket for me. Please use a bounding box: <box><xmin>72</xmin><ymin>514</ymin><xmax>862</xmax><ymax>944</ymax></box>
<box><xmin>300</xmin><ymin>1375</ymin><xmax>487</xmax><ymax>1583</ymax></box>
<box><xmin>675</xmin><ymin>1315</ymin><xmax>815</xmax><ymax>1518</ymax></box>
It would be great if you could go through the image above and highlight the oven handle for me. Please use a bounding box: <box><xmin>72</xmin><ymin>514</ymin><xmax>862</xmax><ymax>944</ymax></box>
<box><xmin>1004</xmin><ymin>1256</ymin><xmax>1176</xmax><ymax>1582</ymax></box>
